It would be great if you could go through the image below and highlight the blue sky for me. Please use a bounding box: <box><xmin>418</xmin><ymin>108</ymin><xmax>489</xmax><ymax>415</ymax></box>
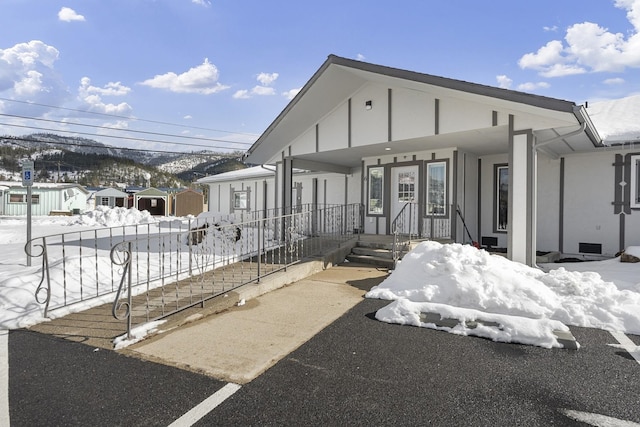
<box><xmin>1</xmin><ymin>0</ymin><xmax>640</xmax><ymax>154</ymax></box>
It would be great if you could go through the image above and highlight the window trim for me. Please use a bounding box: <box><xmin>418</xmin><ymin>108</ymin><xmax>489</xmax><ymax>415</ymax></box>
<box><xmin>233</xmin><ymin>190</ymin><xmax>249</xmax><ymax>211</ymax></box>
<box><xmin>631</xmin><ymin>154</ymin><xmax>640</xmax><ymax>209</ymax></box>
<box><xmin>425</xmin><ymin>159</ymin><xmax>448</xmax><ymax>217</ymax></box>
<box><xmin>8</xmin><ymin>193</ymin><xmax>39</xmax><ymax>204</ymax></box>
<box><xmin>494</xmin><ymin>164</ymin><xmax>508</xmax><ymax>233</ymax></box>
<box><xmin>367</xmin><ymin>165</ymin><xmax>385</xmax><ymax>216</ymax></box>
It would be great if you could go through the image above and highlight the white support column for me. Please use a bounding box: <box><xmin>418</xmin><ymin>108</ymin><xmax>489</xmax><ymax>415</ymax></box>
<box><xmin>508</xmin><ymin>117</ymin><xmax>535</xmax><ymax>265</ymax></box>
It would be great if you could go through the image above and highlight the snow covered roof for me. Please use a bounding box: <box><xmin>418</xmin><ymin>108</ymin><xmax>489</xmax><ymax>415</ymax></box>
<box><xmin>0</xmin><ymin>181</ymin><xmax>89</xmax><ymax>193</ymax></box>
<box><xmin>196</xmin><ymin>166</ymin><xmax>313</xmax><ymax>184</ymax></box>
<box><xmin>588</xmin><ymin>94</ymin><xmax>640</xmax><ymax>144</ymax></box>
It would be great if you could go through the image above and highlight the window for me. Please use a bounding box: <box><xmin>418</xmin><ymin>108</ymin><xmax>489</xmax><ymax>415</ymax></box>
<box><xmin>397</xmin><ymin>170</ymin><xmax>415</xmax><ymax>202</ymax></box>
<box><xmin>150</xmin><ymin>199</ymin><xmax>158</xmax><ymax>208</ymax></box>
<box><xmin>9</xmin><ymin>193</ymin><xmax>23</xmax><ymax>203</ymax></box>
<box><xmin>426</xmin><ymin>161</ymin><xmax>447</xmax><ymax>216</ymax></box>
<box><xmin>8</xmin><ymin>193</ymin><xmax>39</xmax><ymax>204</ymax></box>
<box><xmin>495</xmin><ymin>164</ymin><xmax>508</xmax><ymax>232</ymax></box>
<box><xmin>233</xmin><ymin>191</ymin><xmax>248</xmax><ymax>210</ymax></box>
<box><xmin>632</xmin><ymin>154</ymin><xmax>640</xmax><ymax>208</ymax></box>
<box><xmin>367</xmin><ymin>166</ymin><xmax>384</xmax><ymax>215</ymax></box>
<box><xmin>100</xmin><ymin>197</ymin><xmax>110</xmax><ymax>206</ymax></box>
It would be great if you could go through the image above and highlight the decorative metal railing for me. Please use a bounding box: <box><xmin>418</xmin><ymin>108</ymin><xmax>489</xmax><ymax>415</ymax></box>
<box><xmin>25</xmin><ymin>221</ymin><xmax>186</xmax><ymax>318</ymax></box>
<box><xmin>391</xmin><ymin>202</ymin><xmax>417</xmax><ymax>266</ymax></box>
<box><xmin>26</xmin><ymin>204</ymin><xmax>363</xmax><ymax>337</ymax></box>
<box><xmin>391</xmin><ymin>203</ymin><xmax>453</xmax><ymax>266</ymax></box>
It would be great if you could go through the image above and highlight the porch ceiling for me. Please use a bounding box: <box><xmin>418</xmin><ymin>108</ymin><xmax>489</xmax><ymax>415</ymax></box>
<box><xmin>289</xmin><ymin>122</ymin><xmax>599</xmax><ymax>170</ymax></box>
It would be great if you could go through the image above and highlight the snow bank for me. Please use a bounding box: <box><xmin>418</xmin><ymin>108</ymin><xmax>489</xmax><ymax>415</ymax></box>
<box><xmin>366</xmin><ymin>241</ymin><xmax>640</xmax><ymax>347</ymax></box>
<box><xmin>72</xmin><ymin>206</ymin><xmax>156</xmax><ymax>227</ymax></box>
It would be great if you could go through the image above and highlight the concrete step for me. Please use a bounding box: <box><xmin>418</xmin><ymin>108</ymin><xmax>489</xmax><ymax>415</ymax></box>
<box><xmin>351</xmin><ymin>246</ymin><xmax>395</xmax><ymax>260</ymax></box>
<box><xmin>346</xmin><ymin>254</ymin><xmax>394</xmax><ymax>269</ymax></box>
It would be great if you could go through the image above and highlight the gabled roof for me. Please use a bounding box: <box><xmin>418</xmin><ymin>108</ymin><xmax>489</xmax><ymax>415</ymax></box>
<box><xmin>245</xmin><ymin>55</ymin><xmax>602</xmax><ymax>165</ymax></box>
<box><xmin>95</xmin><ymin>187</ymin><xmax>128</xmax><ymax>197</ymax></box>
<box><xmin>134</xmin><ymin>187</ymin><xmax>168</xmax><ymax>197</ymax></box>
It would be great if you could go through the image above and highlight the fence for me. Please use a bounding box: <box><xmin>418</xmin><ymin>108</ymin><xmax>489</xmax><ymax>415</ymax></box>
<box><xmin>26</xmin><ymin>204</ymin><xmax>363</xmax><ymax>337</ymax></box>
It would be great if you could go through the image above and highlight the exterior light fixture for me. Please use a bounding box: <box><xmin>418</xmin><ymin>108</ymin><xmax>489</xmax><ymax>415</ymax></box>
<box><xmin>365</xmin><ymin>100</ymin><xmax>372</xmax><ymax>110</ymax></box>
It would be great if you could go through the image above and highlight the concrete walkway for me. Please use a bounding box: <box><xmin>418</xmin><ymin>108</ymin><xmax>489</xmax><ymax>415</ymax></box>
<box><xmin>125</xmin><ymin>263</ymin><xmax>388</xmax><ymax>384</ymax></box>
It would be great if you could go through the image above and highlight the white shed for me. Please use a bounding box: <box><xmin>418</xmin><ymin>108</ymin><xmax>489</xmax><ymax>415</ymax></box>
<box><xmin>94</xmin><ymin>188</ymin><xmax>128</xmax><ymax>209</ymax></box>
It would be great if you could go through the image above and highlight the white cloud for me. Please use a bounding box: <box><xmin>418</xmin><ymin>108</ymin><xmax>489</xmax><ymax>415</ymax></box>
<box><xmin>256</xmin><ymin>72</ymin><xmax>278</xmax><ymax>86</ymax></box>
<box><xmin>77</xmin><ymin>78</ymin><xmax>132</xmax><ymax>115</ymax></box>
<box><xmin>192</xmin><ymin>0</ymin><xmax>211</xmax><ymax>6</ymax></box>
<box><xmin>282</xmin><ymin>88</ymin><xmax>300</xmax><ymax>100</ymax></box>
<box><xmin>0</xmin><ymin>40</ymin><xmax>69</xmax><ymax>108</ymax></box>
<box><xmin>0</xmin><ymin>40</ymin><xmax>59</xmax><ymax>68</ymax></box>
<box><xmin>13</xmin><ymin>70</ymin><xmax>44</xmax><ymax>96</ymax></box>
<box><xmin>58</xmin><ymin>7</ymin><xmax>85</xmax><ymax>22</ymax></box>
<box><xmin>80</xmin><ymin>93</ymin><xmax>132</xmax><ymax>115</ymax></box>
<box><xmin>543</xmin><ymin>25</ymin><xmax>558</xmax><ymax>32</ymax></box>
<box><xmin>251</xmin><ymin>85</ymin><xmax>275</xmax><ymax>96</ymax></box>
<box><xmin>517</xmin><ymin>81</ymin><xmax>551</xmax><ymax>92</ymax></box>
<box><xmin>604</xmin><ymin>77</ymin><xmax>626</xmax><ymax>84</ymax></box>
<box><xmin>496</xmin><ymin>75</ymin><xmax>513</xmax><ymax>89</ymax></box>
<box><xmin>356</xmin><ymin>53</ymin><xmax>366</xmax><ymax>61</ymax></box>
<box><xmin>234</xmin><ymin>73</ymin><xmax>280</xmax><ymax>99</ymax></box>
<box><xmin>140</xmin><ymin>58</ymin><xmax>229</xmax><ymax>94</ymax></box>
<box><xmin>79</xmin><ymin>77</ymin><xmax>131</xmax><ymax>97</ymax></box>
<box><xmin>183</xmin><ymin>115</ymin><xmax>192</xmax><ymax>119</ymax></box>
<box><xmin>233</xmin><ymin>89</ymin><xmax>250</xmax><ymax>99</ymax></box>
<box><xmin>519</xmin><ymin>0</ymin><xmax>640</xmax><ymax>76</ymax></box>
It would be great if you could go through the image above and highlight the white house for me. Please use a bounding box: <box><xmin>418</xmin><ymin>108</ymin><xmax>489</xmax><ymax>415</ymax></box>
<box><xmin>0</xmin><ymin>181</ymin><xmax>89</xmax><ymax>216</ymax></box>
<box><xmin>199</xmin><ymin>55</ymin><xmax>639</xmax><ymax>266</ymax></box>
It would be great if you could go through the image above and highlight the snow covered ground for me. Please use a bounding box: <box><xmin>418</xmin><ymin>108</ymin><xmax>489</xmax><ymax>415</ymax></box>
<box><xmin>366</xmin><ymin>241</ymin><xmax>640</xmax><ymax>348</ymax></box>
<box><xmin>1</xmin><ymin>208</ymin><xmax>639</xmax><ymax>350</ymax></box>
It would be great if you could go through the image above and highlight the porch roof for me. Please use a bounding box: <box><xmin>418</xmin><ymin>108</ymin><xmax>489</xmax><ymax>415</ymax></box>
<box><xmin>245</xmin><ymin>55</ymin><xmax>603</xmax><ymax>169</ymax></box>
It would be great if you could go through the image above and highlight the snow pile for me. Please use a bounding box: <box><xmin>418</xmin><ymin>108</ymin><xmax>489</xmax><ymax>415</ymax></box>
<box><xmin>366</xmin><ymin>241</ymin><xmax>640</xmax><ymax>348</ymax></box>
<box><xmin>72</xmin><ymin>206</ymin><xmax>156</xmax><ymax>227</ymax></box>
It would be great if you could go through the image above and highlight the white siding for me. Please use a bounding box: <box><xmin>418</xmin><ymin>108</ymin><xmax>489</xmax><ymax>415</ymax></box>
<box><xmin>319</xmin><ymin>102</ymin><xmax>349</xmax><ymax>151</ymax></box>
<box><xmin>562</xmin><ymin>151</ymin><xmax>621</xmax><ymax>257</ymax></box>
<box><xmin>351</xmin><ymin>84</ymin><xmax>389</xmax><ymax>147</ymax></box>
<box><xmin>391</xmin><ymin>88</ymin><xmax>435</xmax><ymax>141</ymax></box>
<box><xmin>290</xmin><ymin>127</ymin><xmax>316</xmax><ymax>157</ymax></box>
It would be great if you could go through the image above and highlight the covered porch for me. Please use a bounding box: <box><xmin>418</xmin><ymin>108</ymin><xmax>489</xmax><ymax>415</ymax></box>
<box><xmin>243</xmin><ymin>55</ymin><xmax>602</xmax><ymax>266</ymax></box>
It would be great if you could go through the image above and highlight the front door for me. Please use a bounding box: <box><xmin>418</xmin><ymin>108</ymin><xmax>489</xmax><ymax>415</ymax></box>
<box><xmin>391</xmin><ymin>165</ymin><xmax>419</xmax><ymax>235</ymax></box>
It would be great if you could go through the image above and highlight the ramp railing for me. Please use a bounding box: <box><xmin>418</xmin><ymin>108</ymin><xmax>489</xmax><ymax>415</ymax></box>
<box><xmin>26</xmin><ymin>204</ymin><xmax>363</xmax><ymax>337</ymax></box>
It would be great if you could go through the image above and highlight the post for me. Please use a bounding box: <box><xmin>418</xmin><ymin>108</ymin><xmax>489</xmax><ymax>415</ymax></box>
<box><xmin>22</xmin><ymin>160</ymin><xmax>34</xmax><ymax>267</ymax></box>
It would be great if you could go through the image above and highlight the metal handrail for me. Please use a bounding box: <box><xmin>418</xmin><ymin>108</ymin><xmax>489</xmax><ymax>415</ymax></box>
<box><xmin>391</xmin><ymin>201</ymin><xmax>416</xmax><ymax>267</ymax></box>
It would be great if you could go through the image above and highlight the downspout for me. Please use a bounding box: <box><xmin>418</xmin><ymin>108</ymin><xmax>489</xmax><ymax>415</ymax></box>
<box><xmin>530</xmin><ymin>122</ymin><xmax>586</xmax><ymax>268</ymax></box>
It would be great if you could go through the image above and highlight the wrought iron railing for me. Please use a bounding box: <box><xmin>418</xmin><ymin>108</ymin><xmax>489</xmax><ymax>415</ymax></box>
<box><xmin>391</xmin><ymin>202</ymin><xmax>417</xmax><ymax>266</ymax></box>
<box><xmin>25</xmin><ymin>221</ymin><xmax>192</xmax><ymax>318</ymax></box>
<box><xmin>391</xmin><ymin>203</ymin><xmax>453</xmax><ymax>266</ymax></box>
<box><xmin>26</xmin><ymin>204</ymin><xmax>363</xmax><ymax>337</ymax></box>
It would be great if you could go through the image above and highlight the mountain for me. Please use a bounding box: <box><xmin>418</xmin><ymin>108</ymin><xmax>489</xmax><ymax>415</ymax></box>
<box><xmin>0</xmin><ymin>133</ymin><xmax>249</xmax><ymax>187</ymax></box>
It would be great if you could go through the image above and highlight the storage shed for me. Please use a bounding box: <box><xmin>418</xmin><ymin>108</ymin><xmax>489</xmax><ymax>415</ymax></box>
<box><xmin>173</xmin><ymin>188</ymin><xmax>204</xmax><ymax>217</ymax></box>
<box><xmin>94</xmin><ymin>188</ymin><xmax>128</xmax><ymax>209</ymax></box>
<box><xmin>133</xmin><ymin>187</ymin><xmax>169</xmax><ymax>216</ymax></box>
